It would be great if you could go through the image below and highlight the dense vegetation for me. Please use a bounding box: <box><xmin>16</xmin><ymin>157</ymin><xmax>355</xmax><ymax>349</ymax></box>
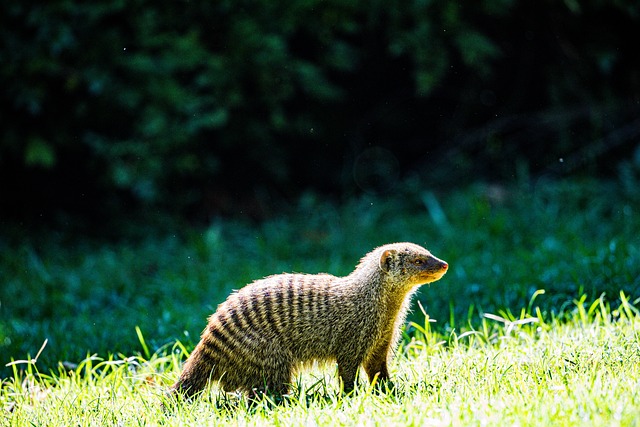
<box><xmin>2</xmin><ymin>176</ymin><xmax>640</xmax><ymax>424</ymax></box>
<box><xmin>1</xmin><ymin>177</ymin><xmax>638</xmax><ymax>379</ymax></box>
<box><xmin>2</xmin><ymin>2</ymin><xmax>639</xmax><ymax>423</ymax></box>
<box><xmin>2</xmin><ymin>1</ymin><xmax>639</xmax><ymax>225</ymax></box>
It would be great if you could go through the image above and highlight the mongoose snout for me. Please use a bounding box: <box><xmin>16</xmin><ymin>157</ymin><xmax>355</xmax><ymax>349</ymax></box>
<box><xmin>169</xmin><ymin>242</ymin><xmax>448</xmax><ymax>401</ymax></box>
<box><xmin>421</xmin><ymin>258</ymin><xmax>448</xmax><ymax>282</ymax></box>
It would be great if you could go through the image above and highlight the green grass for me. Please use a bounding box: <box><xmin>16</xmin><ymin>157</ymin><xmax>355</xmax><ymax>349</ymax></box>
<box><xmin>1</xmin><ymin>176</ymin><xmax>640</xmax><ymax>425</ymax></box>
<box><xmin>2</xmin><ymin>293</ymin><xmax>639</xmax><ymax>426</ymax></box>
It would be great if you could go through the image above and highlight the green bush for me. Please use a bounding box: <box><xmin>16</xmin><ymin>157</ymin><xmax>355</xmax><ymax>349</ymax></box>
<box><xmin>1</xmin><ymin>1</ymin><xmax>639</xmax><ymax>224</ymax></box>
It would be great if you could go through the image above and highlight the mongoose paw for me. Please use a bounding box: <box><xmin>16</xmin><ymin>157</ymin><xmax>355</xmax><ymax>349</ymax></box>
<box><xmin>372</xmin><ymin>379</ymin><xmax>396</xmax><ymax>395</ymax></box>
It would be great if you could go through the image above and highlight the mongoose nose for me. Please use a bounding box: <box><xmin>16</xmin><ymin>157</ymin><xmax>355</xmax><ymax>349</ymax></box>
<box><xmin>441</xmin><ymin>262</ymin><xmax>448</xmax><ymax>270</ymax></box>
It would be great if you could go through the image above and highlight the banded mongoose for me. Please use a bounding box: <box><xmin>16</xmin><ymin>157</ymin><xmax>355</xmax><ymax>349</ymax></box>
<box><xmin>170</xmin><ymin>242</ymin><xmax>448</xmax><ymax>398</ymax></box>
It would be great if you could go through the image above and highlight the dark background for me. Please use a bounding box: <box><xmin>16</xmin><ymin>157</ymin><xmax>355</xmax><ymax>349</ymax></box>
<box><xmin>1</xmin><ymin>1</ymin><xmax>639</xmax><ymax>232</ymax></box>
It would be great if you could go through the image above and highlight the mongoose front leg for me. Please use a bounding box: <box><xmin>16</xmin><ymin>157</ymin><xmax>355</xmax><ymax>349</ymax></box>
<box><xmin>364</xmin><ymin>341</ymin><xmax>394</xmax><ymax>391</ymax></box>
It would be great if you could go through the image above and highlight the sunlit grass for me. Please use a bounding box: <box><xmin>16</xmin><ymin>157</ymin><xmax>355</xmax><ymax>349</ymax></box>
<box><xmin>2</xmin><ymin>293</ymin><xmax>639</xmax><ymax>426</ymax></box>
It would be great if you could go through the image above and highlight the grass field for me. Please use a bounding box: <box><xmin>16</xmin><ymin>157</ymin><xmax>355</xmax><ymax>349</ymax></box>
<box><xmin>1</xmin><ymin>176</ymin><xmax>639</xmax><ymax>425</ymax></box>
<box><xmin>2</xmin><ymin>293</ymin><xmax>639</xmax><ymax>426</ymax></box>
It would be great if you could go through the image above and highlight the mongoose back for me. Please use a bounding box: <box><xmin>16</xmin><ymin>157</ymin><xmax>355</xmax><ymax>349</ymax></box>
<box><xmin>169</xmin><ymin>242</ymin><xmax>448</xmax><ymax>398</ymax></box>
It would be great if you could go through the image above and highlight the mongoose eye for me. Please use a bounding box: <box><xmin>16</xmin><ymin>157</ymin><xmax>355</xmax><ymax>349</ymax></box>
<box><xmin>414</xmin><ymin>259</ymin><xmax>424</xmax><ymax>266</ymax></box>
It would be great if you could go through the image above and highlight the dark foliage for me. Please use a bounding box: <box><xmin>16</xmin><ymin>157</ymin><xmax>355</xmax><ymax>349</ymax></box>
<box><xmin>1</xmin><ymin>1</ymin><xmax>639</xmax><ymax>227</ymax></box>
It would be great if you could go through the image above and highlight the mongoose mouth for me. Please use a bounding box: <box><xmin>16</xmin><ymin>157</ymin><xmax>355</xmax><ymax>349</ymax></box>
<box><xmin>419</xmin><ymin>261</ymin><xmax>448</xmax><ymax>283</ymax></box>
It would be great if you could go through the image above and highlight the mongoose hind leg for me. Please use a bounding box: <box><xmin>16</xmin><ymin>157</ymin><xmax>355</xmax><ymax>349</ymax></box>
<box><xmin>246</xmin><ymin>368</ymin><xmax>292</xmax><ymax>398</ymax></box>
<box><xmin>337</xmin><ymin>355</ymin><xmax>361</xmax><ymax>393</ymax></box>
<box><xmin>233</xmin><ymin>343</ymin><xmax>294</xmax><ymax>398</ymax></box>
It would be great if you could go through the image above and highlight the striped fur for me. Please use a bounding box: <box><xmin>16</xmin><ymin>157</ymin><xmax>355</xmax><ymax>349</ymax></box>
<box><xmin>169</xmin><ymin>242</ymin><xmax>448</xmax><ymax>398</ymax></box>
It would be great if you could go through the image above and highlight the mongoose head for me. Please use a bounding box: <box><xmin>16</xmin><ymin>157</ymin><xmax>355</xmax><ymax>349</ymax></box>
<box><xmin>376</xmin><ymin>242</ymin><xmax>448</xmax><ymax>289</ymax></box>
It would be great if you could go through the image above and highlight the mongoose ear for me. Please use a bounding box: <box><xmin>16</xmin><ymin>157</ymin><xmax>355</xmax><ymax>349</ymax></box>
<box><xmin>379</xmin><ymin>249</ymin><xmax>397</xmax><ymax>273</ymax></box>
